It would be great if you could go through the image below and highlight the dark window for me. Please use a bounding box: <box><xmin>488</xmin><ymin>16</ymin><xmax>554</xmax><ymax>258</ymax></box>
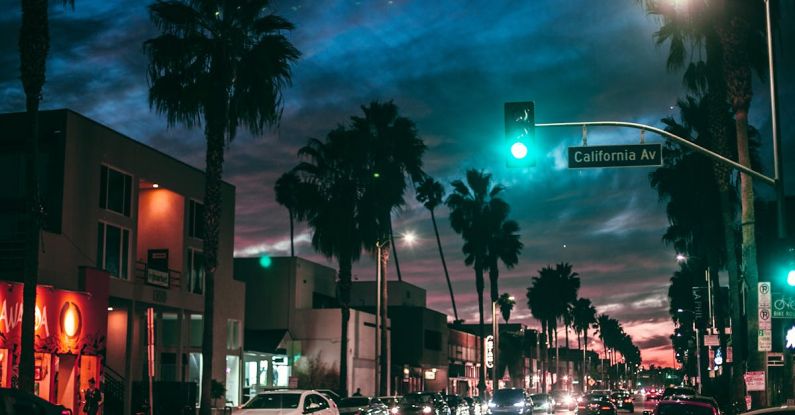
<box><xmin>99</xmin><ymin>165</ymin><xmax>132</xmax><ymax>216</ymax></box>
<box><xmin>244</xmin><ymin>393</ymin><xmax>301</xmax><ymax>409</ymax></box>
<box><xmin>424</xmin><ymin>330</ymin><xmax>442</xmax><ymax>351</ymax></box>
<box><xmin>188</xmin><ymin>200</ymin><xmax>205</xmax><ymax>239</ymax></box>
<box><xmin>188</xmin><ymin>249</ymin><xmax>205</xmax><ymax>294</ymax></box>
<box><xmin>97</xmin><ymin>222</ymin><xmax>130</xmax><ymax>279</ymax></box>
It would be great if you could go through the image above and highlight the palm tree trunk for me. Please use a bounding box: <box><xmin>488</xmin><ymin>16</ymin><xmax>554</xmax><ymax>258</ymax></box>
<box><xmin>338</xmin><ymin>255</ymin><xmax>353</xmax><ymax>396</ymax></box>
<box><xmin>540</xmin><ymin>320</ymin><xmax>547</xmax><ymax>393</ymax></box>
<box><xmin>431</xmin><ymin>209</ymin><xmax>458</xmax><ymax>320</ymax></box>
<box><xmin>476</xmin><ymin>265</ymin><xmax>486</xmax><ymax>397</ymax></box>
<box><xmin>289</xmin><ymin>209</ymin><xmax>295</xmax><ymax>257</ymax></box>
<box><xmin>555</xmin><ymin>326</ymin><xmax>560</xmax><ymax>384</ymax></box>
<box><xmin>199</xmin><ymin>120</ymin><xmax>225</xmax><ymax>415</ymax></box>
<box><xmin>488</xmin><ymin>261</ymin><xmax>499</xmax><ymax>303</ymax></box>
<box><xmin>388</xmin><ymin>220</ymin><xmax>403</xmax><ymax>282</ymax></box>
<box><xmin>584</xmin><ymin>329</ymin><xmax>589</xmax><ymax>391</ymax></box>
<box><xmin>18</xmin><ymin>0</ymin><xmax>49</xmax><ymax>394</ymax></box>
<box><xmin>380</xmin><ymin>244</ymin><xmax>389</xmax><ymax>395</ymax></box>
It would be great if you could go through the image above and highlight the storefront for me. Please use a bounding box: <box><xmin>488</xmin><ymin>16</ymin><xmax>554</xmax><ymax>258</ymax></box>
<box><xmin>0</xmin><ymin>270</ymin><xmax>108</xmax><ymax>414</ymax></box>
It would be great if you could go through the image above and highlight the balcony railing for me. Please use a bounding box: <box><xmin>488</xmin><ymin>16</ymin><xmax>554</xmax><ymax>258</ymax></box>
<box><xmin>135</xmin><ymin>260</ymin><xmax>182</xmax><ymax>289</ymax></box>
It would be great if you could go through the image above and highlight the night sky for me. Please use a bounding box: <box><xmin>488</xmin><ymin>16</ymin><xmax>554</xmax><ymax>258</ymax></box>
<box><xmin>2</xmin><ymin>0</ymin><xmax>794</xmax><ymax>367</ymax></box>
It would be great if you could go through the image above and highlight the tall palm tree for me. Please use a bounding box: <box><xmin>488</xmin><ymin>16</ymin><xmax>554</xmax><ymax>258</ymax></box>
<box><xmin>447</xmin><ymin>169</ymin><xmax>512</xmax><ymax>396</ymax></box>
<box><xmin>17</xmin><ymin>0</ymin><xmax>74</xmax><ymax>393</ymax></box>
<box><xmin>527</xmin><ymin>265</ymin><xmax>566</xmax><ymax>392</ymax></box>
<box><xmin>573</xmin><ymin>298</ymin><xmax>597</xmax><ymax>388</ymax></box>
<box><xmin>275</xmin><ymin>171</ymin><xmax>301</xmax><ymax>257</ymax></box>
<box><xmin>497</xmin><ymin>293</ymin><xmax>516</xmax><ymax>323</ymax></box>
<box><xmin>144</xmin><ymin>2</ymin><xmax>299</xmax><ymax>412</ymax></box>
<box><xmin>416</xmin><ymin>177</ymin><xmax>458</xmax><ymax>320</ymax></box>
<box><xmin>486</xmin><ymin>213</ymin><xmax>523</xmax><ymax>304</ymax></box>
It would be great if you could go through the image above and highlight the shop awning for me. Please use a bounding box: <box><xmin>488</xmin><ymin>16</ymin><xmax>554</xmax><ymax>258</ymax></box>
<box><xmin>244</xmin><ymin>329</ymin><xmax>291</xmax><ymax>354</ymax></box>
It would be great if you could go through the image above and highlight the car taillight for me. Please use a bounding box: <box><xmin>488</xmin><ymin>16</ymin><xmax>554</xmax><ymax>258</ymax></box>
<box><xmin>600</xmin><ymin>406</ymin><xmax>611</xmax><ymax>410</ymax></box>
<box><xmin>61</xmin><ymin>410</ymin><xmax>72</xmax><ymax>415</ymax></box>
<box><xmin>625</xmin><ymin>399</ymin><xmax>632</xmax><ymax>403</ymax></box>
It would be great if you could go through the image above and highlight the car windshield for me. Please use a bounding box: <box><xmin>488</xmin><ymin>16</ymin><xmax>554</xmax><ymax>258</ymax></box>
<box><xmin>657</xmin><ymin>403</ymin><xmax>713</xmax><ymax>415</ymax></box>
<box><xmin>244</xmin><ymin>393</ymin><xmax>302</xmax><ymax>409</ymax></box>
<box><xmin>663</xmin><ymin>388</ymin><xmax>695</xmax><ymax>397</ymax></box>
<box><xmin>341</xmin><ymin>398</ymin><xmax>371</xmax><ymax>407</ymax></box>
<box><xmin>380</xmin><ymin>397</ymin><xmax>400</xmax><ymax>406</ymax></box>
<box><xmin>402</xmin><ymin>394</ymin><xmax>434</xmax><ymax>405</ymax></box>
<box><xmin>531</xmin><ymin>394</ymin><xmax>548</xmax><ymax>402</ymax></box>
<box><xmin>587</xmin><ymin>395</ymin><xmax>609</xmax><ymax>403</ymax></box>
<box><xmin>493</xmin><ymin>390</ymin><xmax>524</xmax><ymax>404</ymax></box>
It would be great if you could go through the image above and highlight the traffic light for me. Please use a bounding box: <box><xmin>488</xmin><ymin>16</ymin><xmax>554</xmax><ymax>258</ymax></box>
<box><xmin>504</xmin><ymin>101</ymin><xmax>535</xmax><ymax>167</ymax></box>
<box><xmin>785</xmin><ymin>247</ymin><xmax>795</xmax><ymax>286</ymax></box>
<box><xmin>259</xmin><ymin>254</ymin><xmax>273</xmax><ymax>269</ymax></box>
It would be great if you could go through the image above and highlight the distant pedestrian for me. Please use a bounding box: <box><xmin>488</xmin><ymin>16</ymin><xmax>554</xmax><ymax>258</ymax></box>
<box><xmin>83</xmin><ymin>378</ymin><xmax>103</xmax><ymax>415</ymax></box>
<box><xmin>353</xmin><ymin>388</ymin><xmax>362</xmax><ymax>396</ymax></box>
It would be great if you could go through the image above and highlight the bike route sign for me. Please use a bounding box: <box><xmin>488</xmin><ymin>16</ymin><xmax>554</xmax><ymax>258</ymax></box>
<box><xmin>772</xmin><ymin>292</ymin><xmax>795</xmax><ymax>318</ymax></box>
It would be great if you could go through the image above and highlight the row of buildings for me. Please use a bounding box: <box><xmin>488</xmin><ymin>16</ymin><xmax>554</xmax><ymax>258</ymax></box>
<box><xmin>0</xmin><ymin>110</ymin><xmax>586</xmax><ymax>415</ymax></box>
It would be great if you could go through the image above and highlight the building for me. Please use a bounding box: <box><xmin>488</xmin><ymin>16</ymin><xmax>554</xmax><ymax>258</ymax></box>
<box><xmin>235</xmin><ymin>256</ymin><xmax>381</xmax><ymax>398</ymax></box>
<box><xmin>0</xmin><ymin>109</ymin><xmax>245</xmax><ymax>414</ymax></box>
<box><xmin>456</xmin><ymin>323</ymin><xmax>538</xmax><ymax>392</ymax></box>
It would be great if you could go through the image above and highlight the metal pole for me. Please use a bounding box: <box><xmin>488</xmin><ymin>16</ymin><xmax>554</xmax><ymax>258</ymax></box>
<box><xmin>695</xmin><ymin>325</ymin><xmax>702</xmax><ymax>394</ymax></box>
<box><xmin>146</xmin><ymin>307</ymin><xmax>155</xmax><ymax>415</ymax></box>
<box><xmin>375</xmin><ymin>242</ymin><xmax>381</xmax><ymax>396</ymax></box>
<box><xmin>764</xmin><ymin>0</ymin><xmax>787</xmax><ymax>238</ymax></box>
<box><xmin>492</xmin><ymin>301</ymin><xmax>498</xmax><ymax>392</ymax></box>
<box><xmin>535</xmin><ymin>121</ymin><xmax>776</xmax><ymax>185</ymax></box>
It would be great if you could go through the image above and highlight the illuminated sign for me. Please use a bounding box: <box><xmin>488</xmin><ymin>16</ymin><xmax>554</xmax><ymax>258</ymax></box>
<box><xmin>786</xmin><ymin>326</ymin><xmax>795</xmax><ymax>349</ymax></box>
<box><xmin>485</xmin><ymin>335</ymin><xmax>495</xmax><ymax>369</ymax></box>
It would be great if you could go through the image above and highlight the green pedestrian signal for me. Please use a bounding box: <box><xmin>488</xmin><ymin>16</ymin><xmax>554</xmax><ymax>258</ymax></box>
<box><xmin>504</xmin><ymin>101</ymin><xmax>535</xmax><ymax>167</ymax></box>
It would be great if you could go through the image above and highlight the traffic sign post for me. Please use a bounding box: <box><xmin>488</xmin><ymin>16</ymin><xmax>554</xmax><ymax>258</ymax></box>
<box><xmin>759</xmin><ymin>283</ymin><xmax>772</xmax><ymax>352</ymax></box>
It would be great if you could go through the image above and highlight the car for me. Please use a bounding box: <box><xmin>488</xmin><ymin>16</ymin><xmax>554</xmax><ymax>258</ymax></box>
<box><xmin>741</xmin><ymin>406</ymin><xmax>795</xmax><ymax>415</ymax></box>
<box><xmin>397</xmin><ymin>392</ymin><xmax>451</xmax><ymax>415</ymax></box>
<box><xmin>644</xmin><ymin>389</ymin><xmax>662</xmax><ymax>401</ymax></box>
<box><xmin>660</xmin><ymin>387</ymin><xmax>697</xmax><ymax>401</ymax></box>
<box><xmin>463</xmin><ymin>397</ymin><xmax>483</xmax><ymax>415</ymax></box>
<box><xmin>552</xmin><ymin>391</ymin><xmax>577</xmax><ymax>411</ymax></box>
<box><xmin>649</xmin><ymin>398</ymin><xmax>718</xmax><ymax>415</ymax></box>
<box><xmin>238</xmin><ymin>389</ymin><xmax>339</xmax><ymax>415</ymax></box>
<box><xmin>338</xmin><ymin>397</ymin><xmax>389</xmax><ymax>415</ymax></box>
<box><xmin>0</xmin><ymin>388</ymin><xmax>72</xmax><ymax>415</ymax></box>
<box><xmin>577</xmin><ymin>394</ymin><xmax>616</xmax><ymax>415</ymax></box>
<box><xmin>609</xmin><ymin>392</ymin><xmax>633</xmax><ymax>413</ymax></box>
<box><xmin>445</xmin><ymin>395</ymin><xmax>471</xmax><ymax>415</ymax></box>
<box><xmin>380</xmin><ymin>396</ymin><xmax>402</xmax><ymax>413</ymax></box>
<box><xmin>490</xmin><ymin>389</ymin><xmax>533</xmax><ymax>415</ymax></box>
<box><xmin>318</xmin><ymin>389</ymin><xmax>344</xmax><ymax>406</ymax></box>
<box><xmin>529</xmin><ymin>394</ymin><xmax>553</xmax><ymax>414</ymax></box>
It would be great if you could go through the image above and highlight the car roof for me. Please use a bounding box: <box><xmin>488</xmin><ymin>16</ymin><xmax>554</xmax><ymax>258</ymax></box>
<box><xmin>743</xmin><ymin>406</ymin><xmax>795</xmax><ymax>415</ymax></box>
<box><xmin>657</xmin><ymin>399</ymin><xmax>714</xmax><ymax>409</ymax></box>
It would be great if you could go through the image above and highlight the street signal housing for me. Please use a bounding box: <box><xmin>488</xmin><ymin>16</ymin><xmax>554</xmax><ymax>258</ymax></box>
<box><xmin>504</xmin><ymin>101</ymin><xmax>535</xmax><ymax>167</ymax></box>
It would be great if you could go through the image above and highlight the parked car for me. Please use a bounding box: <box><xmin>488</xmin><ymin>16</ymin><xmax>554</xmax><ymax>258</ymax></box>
<box><xmin>238</xmin><ymin>390</ymin><xmax>339</xmax><ymax>415</ymax></box>
<box><xmin>529</xmin><ymin>393</ymin><xmax>553</xmax><ymax>414</ymax></box>
<box><xmin>552</xmin><ymin>391</ymin><xmax>577</xmax><ymax>411</ymax></box>
<box><xmin>397</xmin><ymin>392</ymin><xmax>451</xmax><ymax>415</ymax></box>
<box><xmin>576</xmin><ymin>394</ymin><xmax>616</xmax><ymax>415</ymax></box>
<box><xmin>318</xmin><ymin>390</ymin><xmax>343</xmax><ymax>406</ymax></box>
<box><xmin>445</xmin><ymin>395</ymin><xmax>471</xmax><ymax>415</ymax></box>
<box><xmin>380</xmin><ymin>396</ymin><xmax>402</xmax><ymax>413</ymax></box>
<box><xmin>0</xmin><ymin>388</ymin><xmax>72</xmax><ymax>415</ymax></box>
<box><xmin>650</xmin><ymin>398</ymin><xmax>717</xmax><ymax>415</ymax></box>
<box><xmin>338</xmin><ymin>397</ymin><xmax>389</xmax><ymax>415</ymax></box>
<box><xmin>463</xmin><ymin>397</ymin><xmax>483</xmax><ymax>415</ymax></box>
<box><xmin>610</xmin><ymin>391</ymin><xmax>634</xmax><ymax>413</ymax></box>
<box><xmin>490</xmin><ymin>389</ymin><xmax>533</xmax><ymax>415</ymax></box>
<box><xmin>660</xmin><ymin>387</ymin><xmax>697</xmax><ymax>401</ymax></box>
<box><xmin>741</xmin><ymin>406</ymin><xmax>795</xmax><ymax>415</ymax></box>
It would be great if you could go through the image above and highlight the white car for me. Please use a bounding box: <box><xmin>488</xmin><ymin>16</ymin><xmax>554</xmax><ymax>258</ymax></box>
<box><xmin>237</xmin><ymin>389</ymin><xmax>340</xmax><ymax>415</ymax></box>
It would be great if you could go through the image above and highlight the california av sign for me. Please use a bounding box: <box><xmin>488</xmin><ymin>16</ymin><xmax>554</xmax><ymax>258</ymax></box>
<box><xmin>568</xmin><ymin>143</ymin><xmax>662</xmax><ymax>169</ymax></box>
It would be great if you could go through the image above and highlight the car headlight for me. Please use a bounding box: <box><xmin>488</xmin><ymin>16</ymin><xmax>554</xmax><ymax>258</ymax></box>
<box><xmin>513</xmin><ymin>402</ymin><xmax>524</xmax><ymax>408</ymax></box>
<box><xmin>423</xmin><ymin>407</ymin><xmax>432</xmax><ymax>414</ymax></box>
<box><xmin>488</xmin><ymin>402</ymin><xmax>496</xmax><ymax>408</ymax></box>
<box><xmin>391</xmin><ymin>408</ymin><xmax>399</xmax><ymax>414</ymax></box>
<box><xmin>564</xmin><ymin>396</ymin><xmax>573</xmax><ymax>405</ymax></box>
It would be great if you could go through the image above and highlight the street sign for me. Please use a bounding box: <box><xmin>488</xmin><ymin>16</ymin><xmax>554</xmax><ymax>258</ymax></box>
<box><xmin>485</xmin><ymin>335</ymin><xmax>495</xmax><ymax>369</ymax></box>
<box><xmin>759</xmin><ymin>282</ymin><xmax>772</xmax><ymax>352</ymax></box>
<box><xmin>768</xmin><ymin>353</ymin><xmax>784</xmax><ymax>367</ymax></box>
<box><xmin>772</xmin><ymin>292</ymin><xmax>795</xmax><ymax>318</ymax></box>
<box><xmin>745</xmin><ymin>371</ymin><xmax>765</xmax><ymax>391</ymax></box>
<box><xmin>692</xmin><ymin>287</ymin><xmax>708</xmax><ymax>328</ymax></box>
<box><xmin>568</xmin><ymin>143</ymin><xmax>662</xmax><ymax>169</ymax></box>
<box><xmin>704</xmin><ymin>335</ymin><xmax>719</xmax><ymax>347</ymax></box>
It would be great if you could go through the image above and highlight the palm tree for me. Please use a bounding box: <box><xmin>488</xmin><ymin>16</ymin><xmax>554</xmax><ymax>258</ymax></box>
<box><xmin>527</xmin><ymin>266</ymin><xmax>562</xmax><ymax>392</ymax></box>
<box><xmin>17</xmin><ymin>0</ymin><xmax>75</xmax><ymax>393</ymax></box>
<box><xmin>497</xmin><ymin>293</ymin><xmax>516</xmax><ymax>323</ymax></box>
<box><xmin>447</xmin><ymin>169</ymin><xmax>513</xmax><ymax>396</ymax></box>
<box><xmin>144</xmin><ymin>2</ymin><xmax>299</xmax><ymax>412</ymax></box>
<box><xmin>573</xmin><ymin>298</ymin><xmax>597</xmax><ymax>388</ymax></box>
<box><xmin>486</xmin><ymin>213</ymin><xmax>523</xmax><ymax>304</ymax></box>
<box><xmin>416</xmin><ymin>177</ymin><xmax>458</xmax><ymax>320</ymax></box>
<box><xmin>275</xmin><ymin>171</ymin><xmax>301</xmax><ymax>256</ymax></box>
<box><xmin>352</xmin><ymin>101</ymin><xmax>426</xmax><ymax>283</ymax></box>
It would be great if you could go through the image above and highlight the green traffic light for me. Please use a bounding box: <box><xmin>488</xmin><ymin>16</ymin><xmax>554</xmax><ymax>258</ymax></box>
<box><xmin>511</xmin><ymin>142</ymin><xmax>528</xmax><ymax>159</ymax></box>
<box><xmin>259</xmin><ymin>255</ymin><xmax>272</xmax><ymax>268</ymax></box>
<box><xmin>788</xmin><ymin>270</ymin><xmax>795</xmax><ymax>287</ymax></box>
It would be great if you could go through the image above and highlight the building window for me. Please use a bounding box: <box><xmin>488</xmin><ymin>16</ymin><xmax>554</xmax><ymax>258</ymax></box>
<box><xmin>97</xmin><ymin>222</ymin><xmax>130</xmax><ymax>279</ymax></box>
<box><xmin>161</xmin><ymin>313</ymin><xmax>179</xmax><ymax>348</ymax></box>
<box><xmin>424</xmin><ymin>330</ymin><xmax>442</xmax><ymax>351</ymax></box>
<box><xmin>99</xmin><ymin>165</ymin><xmax>132</xmax><ymax>216</ymax></box>
<box><xmin>227</xmin><ymin>319</ymin><xmax>241</xmax><ymax>350</ymax></box>
<box><xmin>189</xmin><ymin>314</ymin><xmax>203</xmax><ymax>348</ymax></box>
<box><xmin>188</xmin><ymin>200</ymin><xmax>205</xmax><ymax>239</ymax></box>
<box><xmin>187</xmin><ymin>248</ymin><xmax>205</xmax><ymax>294</ymax></box>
